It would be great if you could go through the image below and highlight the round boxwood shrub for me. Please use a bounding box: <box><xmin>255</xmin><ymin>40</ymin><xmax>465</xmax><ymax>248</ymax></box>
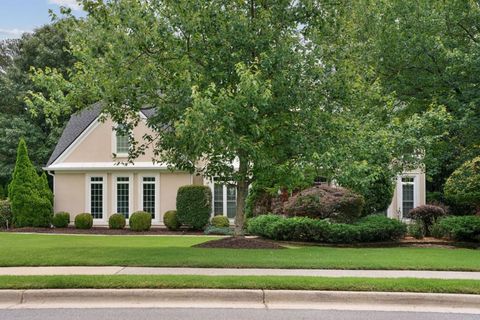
<box><xmin>163</xmin><ymin>210</ymin><xmax>181</xmax><ymax>231</ymax></box>
<box><xmin>129</xmin><ymin>211</ymin><xmax>151</xmax><ymax>231</ymax></box>
<box><xmin>109</xmin><ymin>213</ymin><xmax>126</xmax><ymax>229</ymax></box>
<box><xmin>52</xmin><ymin>212</ymin><xmax>70</xmax><ymax>228</ymax></box>
<box><xmin>444</xmin><ymin>156</ymin><xmax>480</xmax><ymax>214</ymax></box>
<box><xmin>409</xmin><ymin>205</ymin><xmax>445</xmax><ymax>236</ymax></box>
<box><xmin>74</xmin><ymin>213</ymin><xmax>93</xmax><ymax>229</ymax></box>
<box><xmin>283</xmin><ymin>185</ymin><xmax>365</xmax><ymax>223</ymax></box>
<box><xmin>176</xmin><ymin>185</ymin><xmax>212</xmax><ymax>230</ymax></box>
<box><xmin>211</xmin><ymin>215</ymin><xmax>230</xmax><ymax>228</ymax></box>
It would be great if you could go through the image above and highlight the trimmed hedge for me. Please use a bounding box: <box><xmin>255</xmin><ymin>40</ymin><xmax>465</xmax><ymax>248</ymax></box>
<box><xmin>74</xmin><ymin>213</ymin><xmax>93</xmax><ymax>229</ymax></box>
<box><xmin>176</xmin><ymin>185</ymin><xmax>212</xmax><ymax>230</ymax></box>
<box><xmin>433</xmin><ymin>215</ymin><xmax>480</xmax><ymax>242</ymax></box>
<box><xmin>129</xmin><ymin>211</ymin><xmax>151</xmax><ymax>231</ymax></box>
<box><xmin>163</xmin><ymin>210</ymin><xmax>181</xmax><ymax>231</ymax></box>
<box><xmin>247</xmin><ymin>214</ymin><xmax>406</xmax><ymax>243</ymax></box>
<box><xmin>52</xmin><ymin>212</ymin><xmax>70</xmax><ymax>228</ymax></box>
<box><xmin>109</xmin><ymin>213</ymin><xmax>126</xmax><ymax>229</ymax></box>
<box><xmin>211</xmin><ymin>215</ymin><xmax>230</xmax><ymax>228</ymax></box>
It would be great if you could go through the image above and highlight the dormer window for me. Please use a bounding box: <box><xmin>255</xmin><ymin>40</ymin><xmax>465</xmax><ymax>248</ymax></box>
<box><xmin>115</xmin><ymin>125</ymin><xmax>129</xmax><ymax>156</ymax></box>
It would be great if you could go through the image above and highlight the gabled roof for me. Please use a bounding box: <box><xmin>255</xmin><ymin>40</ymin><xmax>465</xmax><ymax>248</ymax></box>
<box><xmin>46</xmin><ymin>103</ymin><xmax>156</xmax><ymax>166</ymax></box>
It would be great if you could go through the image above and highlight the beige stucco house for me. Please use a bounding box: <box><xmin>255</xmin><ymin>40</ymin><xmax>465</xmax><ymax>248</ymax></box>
<box><xmin>44</xmin><ymin>104</ymin><xmax>425</xmax><ymax>226</ymax></box>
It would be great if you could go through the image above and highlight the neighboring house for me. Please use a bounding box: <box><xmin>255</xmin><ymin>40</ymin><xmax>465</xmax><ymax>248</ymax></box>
<box><xmin>44</xmin><ymin>104</ymin><xmax>424</xmax><ymax>226</ymax></box>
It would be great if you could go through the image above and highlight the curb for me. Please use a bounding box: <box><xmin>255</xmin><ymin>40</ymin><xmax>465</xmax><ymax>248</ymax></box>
<box><xmin>0</xmin><ymin>289</ymin><xmax>479</xmax><ymax>312</ymax></box>
<box><xmin>264</xmin><ymin>290</ymin><xmax>480</xmax><ymax>309</ymax></box>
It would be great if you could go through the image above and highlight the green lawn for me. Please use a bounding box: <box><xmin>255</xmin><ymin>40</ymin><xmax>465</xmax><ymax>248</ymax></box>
<box><xmin>0</xmin><ymin>275</ymin><xmax>479</xmax><ymax>294</ymax></box>
<box><xmin>1</xmin><ymin>233</ymin><xmax>480</xmax><ymax>270</ymax></box>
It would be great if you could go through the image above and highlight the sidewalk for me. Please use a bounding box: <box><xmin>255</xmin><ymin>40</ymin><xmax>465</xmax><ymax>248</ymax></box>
<box><xmin>1</xmin><ymin>266</ymin><xmax>480</xmax><ymax>279</ymax></box>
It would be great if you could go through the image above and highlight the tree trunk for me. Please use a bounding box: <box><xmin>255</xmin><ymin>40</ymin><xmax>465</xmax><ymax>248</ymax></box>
<box><xmin>234</xmin><ymin>156</ymin><xmax>249</xmax><ymax>236</ymax></box>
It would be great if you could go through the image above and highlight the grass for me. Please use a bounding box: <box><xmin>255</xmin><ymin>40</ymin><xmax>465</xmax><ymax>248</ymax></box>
<box><xmin>0</xmin><ymin>275</ymin><xmax>479</xmax><ymax>294</ymax></box>
<box><xmin>1</xmin><ymin>233</ymin><xmax>480</xmax><ymax>270</ymax></box>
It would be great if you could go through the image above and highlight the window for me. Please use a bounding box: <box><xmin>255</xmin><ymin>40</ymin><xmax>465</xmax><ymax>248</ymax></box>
<box><xmin>226</xmin><ymin>185</ymin><xmax>236</xmax><ymax>218</ymax></box>
<box><xmin>214</xmin><ymin>183</ymin><xmax>224</xmax><ymax>215</ymax></box>
<box><xmin>212</xmin><ymin>179</ymin><xmax>236</xmax><ymax>218</ymax></box>
<box><xmin>115</xmin><ymin>125</ymin><xmax>129</xmax><ymax>155</ymax></box>
<box><xmin>142</xmin><ymin>177</ymin><xmax>156</xmax><ymax>219</ymax></box>
<box><xmin>401</xmin><ymin>177</ymin><xmax>415</xmax><ymax>219</ymax></box>
<box><xmin>90</xmin><ymin>176</ymin><xmax>104</xmax><ymax>219</ymax></box>
<box><xmin>116</xmin><ymin>176</ymin><xmax>130</xmax><ymax>218</ymax></box>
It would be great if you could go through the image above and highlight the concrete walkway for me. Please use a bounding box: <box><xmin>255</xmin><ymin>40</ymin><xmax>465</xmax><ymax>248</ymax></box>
<box><xmin>1</xmin><ymin>266</ymin><xmax>480</xmax><ymax>279</ymax></box>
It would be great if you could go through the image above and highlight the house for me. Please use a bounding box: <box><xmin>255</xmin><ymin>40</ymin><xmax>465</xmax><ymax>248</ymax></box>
<box><xmin>44</xmin><ymin>104</ymin><xmax>425</xmax><ymax>226</ymax></box>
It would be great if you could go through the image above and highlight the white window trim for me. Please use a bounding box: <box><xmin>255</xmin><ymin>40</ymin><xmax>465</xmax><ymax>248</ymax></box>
<box><xmin>85</xmin><ymin>173</ymin><xmax>108</xmax><ymax>223</ymax></box>
<box><xmin>112</xmin><ymin>123</ymin><xmax>130</xmax><ymax>158</ymax></box>
<box><xmin>397</xmin><ymin>174</ymin><xmax>420</xmax><ymax>221</ymax></box>
<box><xmin>138</xmin><ymin>173</ymin><xmax>160</xmax><ymax>222</ymax></box>
<box><xmin>112</xmin><ymin>173</ymin><xmax>134</xmax><ymax>220</ymax></box>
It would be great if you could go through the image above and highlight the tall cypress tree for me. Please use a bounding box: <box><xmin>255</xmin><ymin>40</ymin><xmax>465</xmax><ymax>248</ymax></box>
<box><xmin>39</xmin><ymin>172</ymin><xmax>54</xmax><ymax>206</ymax></box>
<box><xmin>9</xmin><ymin>139</ymin><xmax>52</xmax><ymax>227</ymax></box>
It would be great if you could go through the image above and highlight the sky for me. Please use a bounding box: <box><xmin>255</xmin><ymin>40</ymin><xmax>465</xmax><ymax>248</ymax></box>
<box><xmin>0</xmin><ymin>0</ymin><xmax>85</xmax><ymax>40</ymax></box>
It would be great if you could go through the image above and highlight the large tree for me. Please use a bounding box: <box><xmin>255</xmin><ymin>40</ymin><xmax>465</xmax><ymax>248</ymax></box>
<box><xmin>29</xmin><ymin>0</ymin><xmax>448</xmax><ymax>233</ymax></box>
<box><xmin>334</xmin><ymin>0</ymin><xmax>480</xmax><ymax>197</ymax></box>
<box><xmin>0</xmin><ymin>20</ymin><xmax>76</xmax><ymax>185</ymax></box>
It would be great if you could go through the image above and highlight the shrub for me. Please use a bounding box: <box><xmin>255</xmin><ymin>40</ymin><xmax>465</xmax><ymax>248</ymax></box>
<box><xmin>355</xmin><ymin>215</ymin><xmax>407</xmax><ymax>242</ymax></box>
<box><xmin>340</xmin><ymin>170</ymin><xmax>395</xmax><ymax>216</ymax></box>
<box><xmin>204</xmin><ymin>226</ymin><xmax>233</xmax><ymax>235</ymax></box>
<box><xmin>246</xmin><ymin>214</ymin><xmax>283</xmax><ymax>239</ymax></box>
<box><xmin>109</xmin><ymin>213</ymin><xmax>126</xmax><ymax>229</ymax></box>
<box><xmin>0</xmin><ymin>199</ymin><xmax>12</xmax><ymax>229</ymax></box>
<box><xmin>247</xmin><ymin>214</ymin><xmax>406</xmax><ymax>243</ymax></box>
<box><xmin>409</xmin><ymin>205</ymin><xmax>446</xmax><ymax>236</ymax></box>
<box><xmin>74</xmin><ymin>213</ymin><xmax>93</xmax><ymax>229</ymax></box>
<box><xmin>176</xmin><ymin>185</ymin><xmax>212</xmax><ymax>230</ymax></box>
<box><xmin>408</xmin><ymin>221</ymin><xmax>424</xmax><ymax>239</ymax></box>
<box><xmin>283</xmin><ymin>185</ymin><xmax>365</xmax><ymax>223</ymax></box>
<box><xmin>129</xmin><ymin>211</ymin><xmax>151</xmax><ymax>231</ymax></box>
<box><xmin>9</xmin><ymin>139</ymin><xmax>52</xmax><ymax>227</ymax></box>
<box><xmin>211</xmin><ymin>215</ymin><xmax>230</xmax><ymax>228</ymax></box>
<box><xmin>444</xmin><ymin>156</ymin><xmax>480</xmax><ymax>214</ymax></box>
<box><xmin>52</xmin><ymin>212</ymin><xmax>70</xmax><ymax>228</ymax></box>
<box><xmin>433</xmin><ymin>216</ymin><xmax>480</xmax><ymax>242</ymax></box>
<box><xmin>163</xmin><ymin>210</ymin><xmax>181</xmax><ymax>231</ymax></box>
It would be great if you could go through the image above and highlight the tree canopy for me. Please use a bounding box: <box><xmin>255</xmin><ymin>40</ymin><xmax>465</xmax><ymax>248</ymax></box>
<box><xmin>0</xmin><ymin>20</ymin><xmax>76</xmax><ymax>186</ymax></box>
<box><xmin>28</xmin><ymin>0</ymin><xmax>451</xmax><ymax>232</ymax></box>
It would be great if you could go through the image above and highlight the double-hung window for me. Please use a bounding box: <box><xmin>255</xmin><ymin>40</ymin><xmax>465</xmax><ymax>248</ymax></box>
<box><xmin>401</xmin><ymin>177</ymin><xmax>415</xmax><ymax>219</ymax></box>
<box><xmin>141</xmin><ymin>177</ymin><xmax>156</xmax><ymax>219</ymax></box>
<box><xmin>213</xmin><ymin>179</ymin><xmax>236</xmax><ymax>219</ymax></box>
<box><xmin>115</xmin><ymin>125</ymin><xmax>129</xmax><ymax>156</ymax></box>
<box><xmin>89</xmin><ymin>176</ymin><xmax>105</xmax><ymax>220</ymax></box>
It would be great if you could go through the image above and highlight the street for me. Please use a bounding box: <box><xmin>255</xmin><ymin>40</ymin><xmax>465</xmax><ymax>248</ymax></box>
<box><xmin>1</xmin><ymin>308</ymin><xmax>479</xmax><ymax>320</ymax></box>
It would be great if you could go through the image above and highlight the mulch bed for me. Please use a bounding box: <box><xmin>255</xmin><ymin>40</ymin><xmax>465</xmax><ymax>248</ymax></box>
<box><xmin>1</xmin><ymin>227</ymin><xmax>204</xmax><ymax>236</ymax></box>
<box><xmin>193</xmin><ymin>236</ymin><xmax>285</xmax><ymax>249</ymax></box>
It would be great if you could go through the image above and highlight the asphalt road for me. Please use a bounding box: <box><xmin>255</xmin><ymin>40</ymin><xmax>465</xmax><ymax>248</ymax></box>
<box><xmin>1</xmin><ymin>308</ymin><xmax>479</xmax><ymax>320</ymax></box>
